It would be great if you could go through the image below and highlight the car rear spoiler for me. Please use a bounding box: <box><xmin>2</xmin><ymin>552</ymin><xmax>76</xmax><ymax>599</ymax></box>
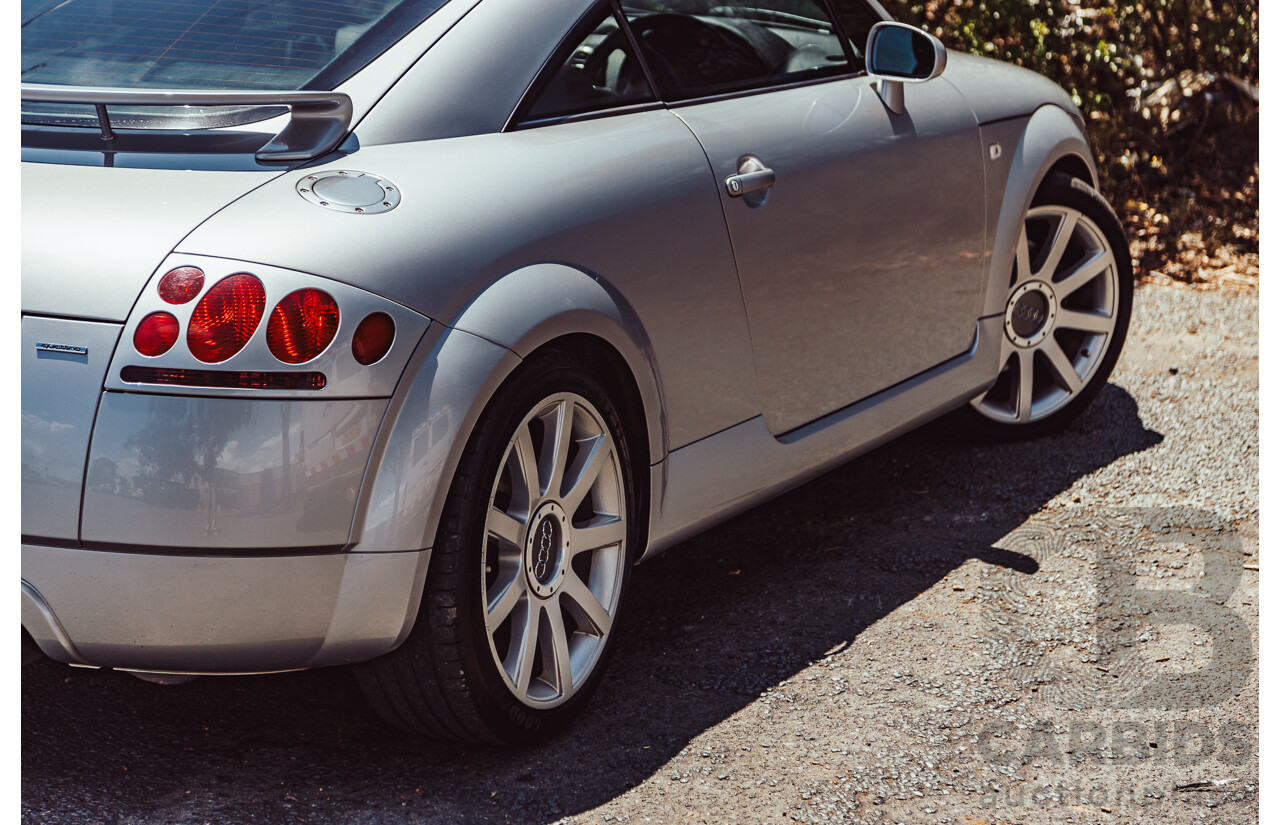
<box><xmin>20</xmin><ymin>85</ymin><xmax>353</xmax><ymax>163</ymax></box>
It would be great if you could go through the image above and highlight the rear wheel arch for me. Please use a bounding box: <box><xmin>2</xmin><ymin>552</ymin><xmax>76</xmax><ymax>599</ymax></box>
<box><xmin>504</xmin><ymin>333</ymin><xmax>652</xmax><ymax>564</ymax></box>
<box><xmin>450</xmin><ymin>262</ymin><xmax>667</xmax><ymax>468</ymax></box>
<box><xmin>352</xmin><ymin>266</ymin><xmax>664</xmax><ymax>658</ymax></box>
<box><xmin>356</xmin><ymin>335</ymin><xmax>650</xmax><ymax>744</ymax></box>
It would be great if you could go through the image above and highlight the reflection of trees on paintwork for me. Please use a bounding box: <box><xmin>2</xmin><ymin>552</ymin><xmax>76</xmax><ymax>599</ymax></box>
<box><xmin>87</xmin><ymin>456</ymin><xmax>119</xmax><ymax>492</ymax></box>
<box><xmin>124</xmin><ymin>399</ymin><xmax>250</xmax><ymax>526</ymax></box>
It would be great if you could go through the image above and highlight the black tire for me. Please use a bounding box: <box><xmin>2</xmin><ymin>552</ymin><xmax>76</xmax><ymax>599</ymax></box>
<box><xmin>957</xmin><ymin>173</ymin><xmax>1133</xmax><ymax>441</ymax></box>
<box><xmin>355</xmin><ymin>349</ymin><xmax>638</xmax><ymax>745</ymax></box>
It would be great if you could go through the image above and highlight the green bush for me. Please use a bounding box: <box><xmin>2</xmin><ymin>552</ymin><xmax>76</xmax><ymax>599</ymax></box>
<box><xmin>879</xmin><ymin>0</ymin><xmax>1259</xmax><ymax>280</ymax></box>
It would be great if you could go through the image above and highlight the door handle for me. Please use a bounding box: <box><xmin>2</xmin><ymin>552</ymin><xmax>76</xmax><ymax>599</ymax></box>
<box><xmin>725</xmin><ymin>155</ymin><xmax>774</xmax><ymax>207</ymax></box>
<box><xmin>725</xmin><ymin>168</ymin><xmax>776</xmax><ymax>196</ymax></box>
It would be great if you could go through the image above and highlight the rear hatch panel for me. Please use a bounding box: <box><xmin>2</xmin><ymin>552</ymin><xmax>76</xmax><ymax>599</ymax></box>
<box><xmin>21</xmin><ymin>317</ymin><xmax>122</xmax><ymax>542</ymax></box>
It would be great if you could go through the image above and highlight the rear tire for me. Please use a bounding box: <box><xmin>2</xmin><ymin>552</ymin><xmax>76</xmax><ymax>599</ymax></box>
<box><xmin>355</xmin><ymin>350</ymin><xmax>636</xmax><ymax>745</ymax></box>
<box><xmin>959</xmin><ymin>173</ymin><xmax>1133</xmax><ymax>440</ymax></box>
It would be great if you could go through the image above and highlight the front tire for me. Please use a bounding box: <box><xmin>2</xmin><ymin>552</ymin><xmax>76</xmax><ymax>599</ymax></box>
<box><xmin>961</xmin><ymin>174</ymin><xmax>1133</xmax><ymax>440</ymax></box>
<box><xmin>355</xmin><ymin>351</ymin><xmax>636</xmax><ymax>745</ymax></box>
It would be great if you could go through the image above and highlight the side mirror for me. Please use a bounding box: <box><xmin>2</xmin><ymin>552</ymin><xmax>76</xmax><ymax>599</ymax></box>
<box><xmin>865</xmin><ymin>22</ymin><xmax>947</xmax><ymax>115</ymax></box>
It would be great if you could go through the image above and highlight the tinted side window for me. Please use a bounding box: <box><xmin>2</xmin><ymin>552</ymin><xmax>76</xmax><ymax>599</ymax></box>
<box><xmin>523</xmin><ymin>5</ymin><xmax>657</xmax><ymax>122</ymax></box>
<box><xmin>826</xmin><ymin>0</ymin><xmax>888</xmax><ymax>70</ymax></box>
<box><xmin>619</xmin><ymin>0</ymin><xmax>852</xmax><ymax>101</ymax></box>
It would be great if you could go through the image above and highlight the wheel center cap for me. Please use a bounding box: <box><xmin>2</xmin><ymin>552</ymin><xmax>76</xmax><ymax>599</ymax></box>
<box><xmin>1005</xmin><ymin>281</ymin><xmax>1057</xmax><ymax>348</ymax></box>
<box><xmin>525</xmin><ymin>502</ymin><xmax>569</xmax><ymax>598</ymax></box>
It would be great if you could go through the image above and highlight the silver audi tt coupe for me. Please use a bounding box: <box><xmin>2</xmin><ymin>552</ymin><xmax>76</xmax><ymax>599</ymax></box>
<box><xmin>21</xmin><ymin>0</ymin><xmax>1132</xmax><ymax>744</ymax></box>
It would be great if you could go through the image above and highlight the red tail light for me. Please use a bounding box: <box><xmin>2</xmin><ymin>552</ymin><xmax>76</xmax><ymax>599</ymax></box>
<box><xmin>267</xmin><ymin>289</ymin><xmax>340</xmax><ymax>364</ymax></box>
<box><xmin>187</xmin><ymin>273</ymin><xmax>266</xmax><ymax>363</ymax></box>
<box><xmin>158</xmin><ymin>266</ymin><xmax>205</xmax><ymax>304</ymax></box>
<box><xmin>134</xmin><ymin>312</ymin><xmax>180</xmax><ymax>357</ymax></box>
<box><xmin>352</xmin><ymin>312</ymin><xmax>395</xmax><ymax>365</ymax></box>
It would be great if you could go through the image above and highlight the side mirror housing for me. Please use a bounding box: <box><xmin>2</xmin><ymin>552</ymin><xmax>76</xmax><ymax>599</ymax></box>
<box><xmin>865</xmin><ymin>22</ymin><xmax>947</xmax><ymax>115</ymax></box>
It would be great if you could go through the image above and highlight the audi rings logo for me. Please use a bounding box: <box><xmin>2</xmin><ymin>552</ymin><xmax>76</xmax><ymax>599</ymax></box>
<box><xmin>1014</xmin><ymin>303</ymin><xmax>1047</xmax><ymax>327</ymax></box>
<box><xmin>534</xmin><ymin>519</ymin><xmax>554</xmax><ymax>582</ymax></box>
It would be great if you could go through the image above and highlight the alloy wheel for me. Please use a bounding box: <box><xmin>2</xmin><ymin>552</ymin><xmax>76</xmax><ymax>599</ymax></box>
<box><xmin>481</xmin><ymin>392</ymin><xmax>627</xmax><ymax>708</ymax></box>
<box><xmin>971</xmin><ymin>204</ymin><xmax>1121</xmax><ymax>424</ymax></box>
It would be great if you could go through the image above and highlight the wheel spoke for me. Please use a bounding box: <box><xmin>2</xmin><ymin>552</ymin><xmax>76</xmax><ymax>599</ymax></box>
<box><xmin>1054</xmin><ymin>247</ymin><xmax>1114</xmax><ymax>298</ymax></box>
<box><xmin>1041</xmin><ymin>338</ymin><xmax>1083</xmax><ymax>393</ymax></box>
<box><xmin>1015</xmin><ymin>348</ymin><xmax>1036</xmax><ymax>422</ymax></box>
<box><xmin>506</xmin><ymin>601</ymin><xmax>541</xmax><ymax>696</ymax></box>
<box><xmin>541</xmin><ymin>400</ymin><xmax>574</xmax><ymax>500</ymax></box>
<box><xmin>544</xmin><ymin>603</ymin><xmax>574</xmax><ymax>693</ymax></box>
<box><xmin>562</xmin><ymin>571</ymin><xmax>612</xmax><ymax>637</ymax></box>
<box><xmin>487</xmin><ymin>570</ymin><xmax>525</xmax><ymax>628</ymax></box>
<box><xmin>562</xmin><ymin>434</ymin><xmax>610</xmax><ymax>514</ymax></box>
<box><xmin>571</xmin><ymin>516</ymin><xmax>625</xmax><ymax>555</ymax></box>
<box><xmin>1037</xmin><ymin>210</ymin><xmax>1079</xmax><ymax>281</ymax></box>
<box><xmin>1013</xmin><ymin>227</ymin><xmax>1034</xmax><ymax>287</ymax></box>
<box><xmin>1057</xmin><ymin>308</ymin><xmax>1114</xmax><ymax>335</ymax></box>
<box><xmin>487</xmin><ymin>507</ymin><xmax>523</xmax><ymax>547</ymax></box>
<box><xmin>510</xmin><ymin>423</ymin><xmax>542</xmax><ymax>508</ymax></box>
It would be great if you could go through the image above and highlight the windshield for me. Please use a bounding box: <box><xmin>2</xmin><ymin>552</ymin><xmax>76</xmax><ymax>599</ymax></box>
<box><xmin>22</xmin><ymin>0</ymin><xmax>450</xmax><ymax>90</ymax></box>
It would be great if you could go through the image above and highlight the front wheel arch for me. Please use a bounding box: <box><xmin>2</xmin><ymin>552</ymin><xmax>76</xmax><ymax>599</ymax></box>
<box><xmin>1041</xmin><ymin>153</ymin><xmax>1097</xmax><ymax>194</ymax></box>
<box><xmin>959</xmin><ymin>172</ymin><xmax>1133</xmax><ymax>439</ymax></box>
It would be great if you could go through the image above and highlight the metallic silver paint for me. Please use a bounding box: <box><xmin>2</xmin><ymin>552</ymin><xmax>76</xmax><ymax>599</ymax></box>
<box><xmin>353</xmin><ymin>0</ymin><xmax>585</xmax><ymax>144</ymax></box>
<box><xmin>979</xmin><ymin>105</ymin><xmax>1097</xmax><ymax>319</ymax></box>
<box><xmin>82</xmin><ymin>392</ymin><xmax>388</xmax><ymax>550</ymax></box>
<box><xmin>447</xmin><ymin>264</ymin><xmax>668</xmax><ymax>462</ymax></box>
<box><xmin>21</xmin><ymin>544</ymin><xmax>430</xmax><ymax>672</ymax></box>
<box><xmin>355</xmin><ymin>325</ymin><xmax>520</xmax><ymax>554</ymax></box>
<box><xmin>105</xmin><ymin>254</ymin><xmax>431</xmax><ymax>400</ymax></box>
<box><xmin>179</xmin><ymin>112</ymin><xmax>759</xmax><ymax>451</ymax></box>
<box><xmin>22</xmin><ymin>317</ymin><xmax>123</xmax><ymax>541</ymax></box>
<box><xmin>644</xmin><ymin>316</ymin><xmax>1002</xmax><ymax>558</ymax></box>
<box><xmin>673</xmin><ymin>74</ymin><xmax>986</xmax><ymax>433</ymax></box>
<box><xmin>332</xmin><ymin>0</ymin><xmax>485</xmax><ymax>136</ymax></box>
<box><xmin>940</xmin><ymin>52</ymin><xmax>1082</xmax><ymax>125</ymax></box>
<box><xmin>22</xmin><ymin>163</ymin><xmax>283</xmax><ymax>321</ymax></box>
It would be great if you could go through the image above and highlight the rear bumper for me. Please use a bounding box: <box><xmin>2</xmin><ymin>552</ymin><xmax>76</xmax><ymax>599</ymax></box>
<box><xmin>21</xmin><ymin>543</ymin><xmax>429</xmax><ymax>674</ymax></box>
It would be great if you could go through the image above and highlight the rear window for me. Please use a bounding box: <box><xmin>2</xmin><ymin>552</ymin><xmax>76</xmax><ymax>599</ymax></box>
<box><xmin>21</xmin><ymin>0</ymin><xmax>450</xmax><ymax>91</ymax></box>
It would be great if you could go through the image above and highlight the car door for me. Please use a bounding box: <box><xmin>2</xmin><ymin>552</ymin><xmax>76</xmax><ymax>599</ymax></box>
<box><xmin>619</xmin><ymin>0</ymin><xmax>988</xmax><ymax>435</ymax></box>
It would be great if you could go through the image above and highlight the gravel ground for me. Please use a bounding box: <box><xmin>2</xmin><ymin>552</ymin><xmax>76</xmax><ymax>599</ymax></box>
<box><xmin>22</xmin><ymin>281</ymin><xmax>1259</xmax><ymax>825</ymax></box>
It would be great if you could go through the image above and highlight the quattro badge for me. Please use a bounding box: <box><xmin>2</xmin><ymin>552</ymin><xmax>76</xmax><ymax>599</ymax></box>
<box><xmin>35</xmin><ymin>342</ymin><xmax>88</xmax><ymax>356</ymax></box>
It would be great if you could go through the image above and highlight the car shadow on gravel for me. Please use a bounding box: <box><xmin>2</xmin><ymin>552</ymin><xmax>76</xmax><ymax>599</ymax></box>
<box><xmin>21</xmin><ymin>383</ymin><xmax>1162</xmax><ymax>825</ymax></box>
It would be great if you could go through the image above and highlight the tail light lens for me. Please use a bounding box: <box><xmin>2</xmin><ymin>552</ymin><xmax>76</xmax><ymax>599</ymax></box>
<box><xmin>188</xmin><ymin>273</ymin><xmax>266</xmax><ymax>363</ymax></box>
<box><xmin>158</xmin><ymin>266</ymin><xmax>205</xmax><ymax>304</ymax></box>
<box><xmin>352</xmin><ymin>312</ymin><xmax>395</xmax><ymax>365</ymax></box>
<box><xmin>267</xmin><ymin>289</ymin><xmax>340</xmax><ymax>364</ymax></box>
<box><xmin>134</xmin><ymin>312</ymin><xmax>180</xmax><ymax>357</ymax></box>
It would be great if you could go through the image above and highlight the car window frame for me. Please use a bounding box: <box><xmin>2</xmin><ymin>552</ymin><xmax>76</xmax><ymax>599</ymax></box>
<box><xmin>505</xmin><ymin>0</ymin><xmax>889</xmax><ymax>132</ymax></box>
<box><xmin>506</xmin><ymin>0</ymin><xmax>665</xmax><ymax>131</ymax></box>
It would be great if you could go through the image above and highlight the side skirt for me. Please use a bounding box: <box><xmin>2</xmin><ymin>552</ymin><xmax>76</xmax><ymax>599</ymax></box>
<box><xmin>643</xmin><ymin>316</ymin><xmax>1002</xmax><ymax>558</ymax></box>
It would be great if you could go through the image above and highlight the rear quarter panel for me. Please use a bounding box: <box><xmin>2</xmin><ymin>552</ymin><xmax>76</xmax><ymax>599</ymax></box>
<box><xmin>177</xmin><ymin>111</ymin><xmax>761</xmax><ymax>454</ymax></box>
